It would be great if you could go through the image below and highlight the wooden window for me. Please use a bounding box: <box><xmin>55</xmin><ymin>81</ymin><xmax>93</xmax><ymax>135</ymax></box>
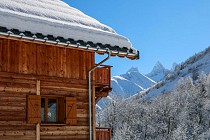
<box><xmin>27</xmin><ymin>95</ymin><xmax>77</xmax><ymax>125</ymax></box>
<box><xmin>41</xmin><ymin>96</ymin><xmax>65</xmax><ymax>124</ymax></box>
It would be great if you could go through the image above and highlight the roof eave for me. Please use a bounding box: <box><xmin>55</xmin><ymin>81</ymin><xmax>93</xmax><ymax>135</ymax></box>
<box><xmin>0</xmin><ymin>29</ymin><xmax>139</xmax><ymax>60</ymax></box>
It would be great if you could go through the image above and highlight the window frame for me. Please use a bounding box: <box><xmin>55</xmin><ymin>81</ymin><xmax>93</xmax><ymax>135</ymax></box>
<box><xmin>41</xmin><ymin>95</ymin><xmax>65</xmax><ymax>124</ymax></box>
<box><xmin>27</xmin><ymin>95</ymin><xmax>77</xmax><ymax>125</ymax></box>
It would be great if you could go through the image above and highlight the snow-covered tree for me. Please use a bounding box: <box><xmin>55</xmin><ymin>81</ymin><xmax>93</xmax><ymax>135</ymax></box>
<box><xmin>97</xmin><ymin>73</ymin><xmax>210</xmax><ymax>140</ymax></box>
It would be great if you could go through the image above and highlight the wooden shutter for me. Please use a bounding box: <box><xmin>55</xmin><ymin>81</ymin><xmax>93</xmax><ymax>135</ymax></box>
<box><xmin>66</xmin><ymin>97</ymin><xmax>77</xmax><ymax>125</ymax></box>
<box><xmin>58</xmin><ymin>97</ymin><xmax>65</xmax><ymax>123</ymax></box>
<box><xmin>27</xmin><ymin>95</ymin><xmax>41</xmax><ymax>124</ymax></box>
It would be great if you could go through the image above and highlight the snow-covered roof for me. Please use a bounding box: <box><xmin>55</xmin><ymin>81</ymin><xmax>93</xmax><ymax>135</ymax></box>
<box><xmin>0</xmin><ymin>0</ymin><xmax>139</xmax><ymax>59</ymax></box>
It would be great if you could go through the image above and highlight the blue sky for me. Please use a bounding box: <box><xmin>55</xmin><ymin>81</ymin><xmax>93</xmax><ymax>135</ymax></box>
<box><xmin>64</xmin><ymin>0</ymin><xmax>210</xmax><ymax>76</ymax></box>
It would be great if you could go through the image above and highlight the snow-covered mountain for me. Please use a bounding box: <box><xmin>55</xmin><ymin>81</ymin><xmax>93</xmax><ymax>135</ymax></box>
<box><xmin>111</xmin><ymin>67</ymin><xmax>156</xmax><ymax>98</ymax></box>
<box><xmin>171</xmin><ymin>62</ymin><xmax>178</xmax><ymax>71</ymax></box>
<box><xmin>146</xmin><ymin>61</ymin><xmax>168</xmax><ymax>82</ymax></box>
<box><xmin>97</xmin><ymin>67</ymin><xmax>156</xmax><ymax>108</ymax></box>
<box><xmin>131</xmin><ymin>46</ymin><xmax>210</xmax><ymax>100</ymax></box>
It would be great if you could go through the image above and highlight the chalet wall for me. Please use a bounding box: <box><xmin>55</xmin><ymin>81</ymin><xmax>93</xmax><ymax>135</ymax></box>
<box><xmin>40</xmin><ymin>79</ymin><xmax>89</xmax><ymax>140</ymax></box>
<box><xmin>0</xmin><ymin>37</ymin><xmax>96</xmax><ymax>140</ymax></box>
<box><xmin>0</xmin><ymin>38</ymin><xmax>95</xmax><ymax>80</ymax></box>
<box><xmin>0</xmin><ymin>73</ymin><xmax>37</xmax><ymax>140</ymax></box>
<box><xmin>0</xmin><ymin>72</ymin><xmax>94</xmax><ymax>140</ymax></box>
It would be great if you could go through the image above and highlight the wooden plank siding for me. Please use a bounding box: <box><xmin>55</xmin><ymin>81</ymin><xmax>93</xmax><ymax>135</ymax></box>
<box><xmin>0</xmin><ymin>37</ymin><xmax>97</xmax><ymax>140</ymax></box>
<box><xmin>0</xmin><ymin>38</ymin><xmax>94</xmax><ymax>79</ymax></box>
<box><xmin>0</xmin><ymin>72</ymin><xmax>92</xmax><ymax>140</ymax></box>
<box><xmin>40</xmin><ymin>79</ymin><xmax>90</xmax><ymax>139</ymax></box>
<box><xmin>96</xmin><ymin>127</ymin><xmax>111</xmax><ymax>140</ymax></box>
<box><xmin>0</xmin><ymin>74</ymin><xmax>37</xmax><ymax>140</ymax></box>
<box><xmin>95</xmin><ymin>66</ymin><xmax>111</xmax><ymax>87</ymax></box>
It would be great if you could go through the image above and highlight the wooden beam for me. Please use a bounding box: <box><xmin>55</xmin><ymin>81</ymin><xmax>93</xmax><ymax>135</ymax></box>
<box><xmin>95</xmin><ymin>97</ymin><xmax>102</xmax><ymax>104</ymax></box>
<box><xmin>36</xmin><ymin>80</ymin><xmax>40</xmax><ymax>140</ymax></box>
<box><xmin>36</xmin><ymin>80</ymin><xmax>40</xmax><ymax>96</ymax></box>
<box><xmin>95</xmin><ymin>91</ymin><xmax>109</xmax><ymax>98</ymax></box>
<box><xmin>0</xmin><ymin>35</ymin><xmax>95</xmax><ymax>53</ymax></box>
<box><xmin>36</xmin><ymin>124</ymin><xmax>40</xmax><ymax>140</ymax></box>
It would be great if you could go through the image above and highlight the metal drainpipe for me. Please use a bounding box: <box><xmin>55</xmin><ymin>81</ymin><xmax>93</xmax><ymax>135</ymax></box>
<box><xmin>88</xmin><ymin>49</ymin><xmax>111</xmax><ymax>140</ymax></box>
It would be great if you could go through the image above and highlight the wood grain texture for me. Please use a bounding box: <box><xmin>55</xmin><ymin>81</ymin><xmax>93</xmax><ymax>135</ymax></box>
<box><xmin>96</xmin><ymin>128</ymin><xmax>111</xmax><ymax>140</ymax></box>
<box><xmin>27</xmin><ymin>95</ymin><xmax>41</xmax><ymax>124</ymax></box>
<box><xmin>0</xmin><ymin>38</ymin><xmax>95</xmax><ymax>80</ymax></box>
<box><xmin>0</xmin><ymin>75</ymin><xmax>91</xmax><ymax>139</ymax></box>
<box><xmin>66</xmin><ymin>97</ymin><xmax>77</xmax><ymax>125</ymax></box>
<box><xmin>0</xmin><ymin>37</ymin><xmax>112</xmax><ymax>140</ymax></box>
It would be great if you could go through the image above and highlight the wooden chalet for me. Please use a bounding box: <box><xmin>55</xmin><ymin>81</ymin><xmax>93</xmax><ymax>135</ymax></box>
<box><xmin>0</xmin><ymin>0</ymin><xmax>139</xmax><ymax>140</ymax></box>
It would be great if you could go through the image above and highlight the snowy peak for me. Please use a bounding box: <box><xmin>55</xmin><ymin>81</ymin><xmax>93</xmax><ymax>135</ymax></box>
<box><xmin>111</xmin><ymin>75</ymin><xmax>145</xmax><ymax>97</ymax></box>
<box><xmin>111</xmin><ymin>67</ymin><xmax>156</xmax><ymax>97</ymax></box>
<box><xmin>171</xmin><ymin>62</ymin><xmax>178</xmax><ymax>71</ymax></box>
<box><xmin>98</xmin><ymin>66</ymin><xmax>157</xmax><ymax>107</ymax></box>
<box><xmin>126</xmin><ymin>67</ymin><xmax>139</xmax><ymax>73</ymax></box>
<box><xmin>147</xmin><ymin>61</ymin><xmax>167</xmax><ymax>82</ymax></box>
<box><xmin>150</xmin><ymin>61</ymin><xmax>165</xmax><ymax>75</ymax></box>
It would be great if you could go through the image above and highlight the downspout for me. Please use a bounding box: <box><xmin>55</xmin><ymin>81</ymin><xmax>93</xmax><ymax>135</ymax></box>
<box><xmin>88</xmin><ymin>49</ymin><xmax>111</xmax><ymax>140</ymax></box>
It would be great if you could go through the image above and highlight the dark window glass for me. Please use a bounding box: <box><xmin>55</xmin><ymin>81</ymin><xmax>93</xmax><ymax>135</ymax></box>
<box><xmin>40</xmin><ymin>97</ymin><xmax>64</xmax><ymax>124</ymax></box>
<box><xmin>48</xmin><ymin>98</ymin><xmax>57</xmax><ymax>122</ymax></box>
<box><xmin>41</xmin><ymin>98</ymin><xmax>45</xmax><ymax>122</ymax></box>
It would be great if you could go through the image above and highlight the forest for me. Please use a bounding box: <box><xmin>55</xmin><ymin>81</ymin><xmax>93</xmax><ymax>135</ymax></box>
<box><xmin>97</xmin><ymin>73</ymin><xmax>210</xmax><ymax>140</ymax></box>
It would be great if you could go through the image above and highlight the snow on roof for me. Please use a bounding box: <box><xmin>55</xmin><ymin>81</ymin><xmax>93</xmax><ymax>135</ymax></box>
<box><xmin>0</xmin><ymin>0</ymin><xmax>137</xmax><ymax>55</ymax></box>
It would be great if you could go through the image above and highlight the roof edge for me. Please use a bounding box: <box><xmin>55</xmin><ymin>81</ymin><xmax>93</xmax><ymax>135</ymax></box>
<box><xmin>0</xmin><ymin>28</ymin><xmax>139</xmax><ymax>60</ymax></box>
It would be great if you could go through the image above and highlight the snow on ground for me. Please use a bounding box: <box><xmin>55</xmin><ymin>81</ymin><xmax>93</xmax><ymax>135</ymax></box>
<box><xmin>0</xmin><ymin>0</ymin><xmax>136</xmax><ymax>51</ymax></box>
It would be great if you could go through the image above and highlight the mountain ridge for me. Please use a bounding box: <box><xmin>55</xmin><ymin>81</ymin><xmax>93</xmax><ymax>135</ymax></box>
<box><xmin>111</xmin><ymin>67</ymin><xmax>156</xmax><ymax>98</ymax></box>
<box><xmin>131</xmin><ymin>46</ymin><xmax>210</xmax><ymax>100</ymax></box>
<box><xmin>146</xmin><ymin>61</ymin><xmax>168</xmax><ymax>82</ymax></box>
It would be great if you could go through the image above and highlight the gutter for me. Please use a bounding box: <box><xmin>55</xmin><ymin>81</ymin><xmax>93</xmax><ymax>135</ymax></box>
<box><xmin>0</xmin><ymin>31</ymin><xmax>138</xmax><ymax>59</ymax></box>
<box><xmin>88</xmin><ymin>49</ymin><xmax>111</xmax><ymax>140</ymax></box>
